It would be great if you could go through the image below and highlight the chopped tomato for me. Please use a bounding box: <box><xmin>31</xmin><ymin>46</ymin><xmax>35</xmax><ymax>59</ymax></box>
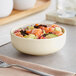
<box><xmin>14</xmin><ymin>29</ymin><xmax>21</xmax><ymax>33</ymax></box>
<box><xmin>26</xmin><ymin>30</ymin><xmax>31</xmax><ymax>34</ymax></box>
<box><xmin>51</xmin><ymin>24</ymin><xmax>59</xmax><ymax>28</ymax></box>
<box><xmin>35</xmin><ymin>24</ymin><xmax>39</xmax><ymax>26</ymax></box>
<box><xmin>40</xmin><ymin>36</ymin><xmax>46</xmax><ymax>39</ymax></box>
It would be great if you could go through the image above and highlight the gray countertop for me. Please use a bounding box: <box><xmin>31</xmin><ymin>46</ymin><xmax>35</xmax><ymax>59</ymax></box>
<box><xmin>0</xmin><ymin>24</ymin><xmax>76</xmax><ymax>73</ymax></box>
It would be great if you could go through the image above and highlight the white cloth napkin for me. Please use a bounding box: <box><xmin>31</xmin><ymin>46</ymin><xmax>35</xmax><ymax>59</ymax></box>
<box><xmin>0</xmin><ymin>55</ymin><xmax>76</xmax><ymax>76</ymax></box>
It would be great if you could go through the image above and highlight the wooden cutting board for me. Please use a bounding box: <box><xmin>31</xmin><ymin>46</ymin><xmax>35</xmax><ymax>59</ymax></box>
<box><xmin>0</xmin><ymin>0</ymin><xmax>50</xmax><ymax>26</ymax></box>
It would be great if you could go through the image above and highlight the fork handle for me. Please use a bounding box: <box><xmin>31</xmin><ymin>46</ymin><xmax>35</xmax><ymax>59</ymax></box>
<box><xmin>11</xmin><ymin>64</ymin><xmax>54</xmax><ymax>76</ymax></box>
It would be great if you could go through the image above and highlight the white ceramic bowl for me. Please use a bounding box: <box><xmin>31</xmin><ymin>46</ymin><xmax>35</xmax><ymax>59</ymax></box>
<box><xmin>14</xmin><ymin>0</ymin><xmax>36</xmax><ymax>10</ymax></box>
<box><xmin>11</xmin><ymin>24</ymin><xmax>66</xmax><ymax>55</ymax></box>
<box><xmin>0</xmin><ymin>0</ymin><xmax>13</xmax><ymax>18</ymax></box>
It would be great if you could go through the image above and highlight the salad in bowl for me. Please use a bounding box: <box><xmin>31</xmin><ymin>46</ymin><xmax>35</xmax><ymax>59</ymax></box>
<box><xmin>11</xmin><ymin>24</ymin><xmax>66</xmax><ymax>55</ymax></box>
<box><xmin>14</xmin><ymin>24</ymin><xmax>63</xmax><ymax>39</ymax></box>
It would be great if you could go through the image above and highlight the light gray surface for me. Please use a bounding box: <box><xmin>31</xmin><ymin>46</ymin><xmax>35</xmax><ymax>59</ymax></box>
<box><xmin>0</xmin><ymin>23</ymin><xmax>76</xmax><ymax>73</ymax></box>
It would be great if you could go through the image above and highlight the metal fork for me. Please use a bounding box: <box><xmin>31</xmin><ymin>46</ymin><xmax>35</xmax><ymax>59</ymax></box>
<box><xmin>0</xmin><ymin>60</ymin><xmax>54</xmax><ymax>76</ymax></box>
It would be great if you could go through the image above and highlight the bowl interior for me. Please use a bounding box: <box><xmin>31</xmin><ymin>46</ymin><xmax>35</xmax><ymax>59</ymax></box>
<box><xmin>11</xmin><ymin>24</ymin><xmax>66</xmax><ymax>40</ymax></box>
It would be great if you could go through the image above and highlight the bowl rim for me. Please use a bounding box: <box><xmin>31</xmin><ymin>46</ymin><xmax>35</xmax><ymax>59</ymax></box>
<box><xmin>10</xmin><ymin>23</ymin><xmax>66</xmax><ymax>40</ymax></box>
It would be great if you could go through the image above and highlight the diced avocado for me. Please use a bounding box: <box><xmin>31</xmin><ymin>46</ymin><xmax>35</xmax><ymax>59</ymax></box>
<box><xmin>28</xmin><ymin>34</ymin><xmax>37</xmax><ymax>39</ymax></box>
<box><xmin>43</xmin><ymin>30</ymin><xmax>46</xmax><ymax>34</ymax></box>
<box><xmin>24</xmin><ymin>34</ymin><xmax>37</xmax><ymax>39</ymax></box>
<box><xmin>25</xmin><ymin>28</ymin><xmax>28</xmax><ymax>31</ymax></box>
<box><xmin>46</xmin><ymin>34</ymin><xmax>58</xmax><ymax>38</ymax></box>
<box><xmin>24</xmin><ymin>35</ymin><xmax>28</xmax><ymax>38</ymax></box>
<box><xmin>54</xmin><ymin>27</ymin><xmax>62</xmax><ymax>31</ymax></box>
<box><xmin>27</xmin><ymin>26</ymin><xmax>34</xmax><ymax>30</ymax></box>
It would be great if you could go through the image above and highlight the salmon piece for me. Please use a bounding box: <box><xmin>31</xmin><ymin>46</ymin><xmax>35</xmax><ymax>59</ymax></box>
<box><xmin>39</xmin><ymin>26</ymin><xmax>46</xmax><ymax>30</ymax></box>
<box><xmin>53</xmin><ymin>31</ymin><xmax>63</xmax><ymax>36</ymax></box>
<box><xmin>44</xmin><ymin>27</ymin><xmax>54</xmax><ymax>33</ymax></box>
<box><xmin>44</xmin><ymin>25</ymin><xmax>58</xmax><ymax>34</ymax></box>
<box><xmin>15</xmin><ymin>32</ymin><xmax>23</xmax><ymax>37</ymax></box>
<box><xmin>32</xmin><ymin>29</ymin><xmax>43</xmax><ymax>37</ymax></box>
<box><xmin>48</xmin><ymin>27</ymin><xmax>54</xmax><ymax>32</ymax></box>
<box><xmin>44</xmin><ymin>27</ymin><xmax>49</xmax><ymax>33</ymax></box>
